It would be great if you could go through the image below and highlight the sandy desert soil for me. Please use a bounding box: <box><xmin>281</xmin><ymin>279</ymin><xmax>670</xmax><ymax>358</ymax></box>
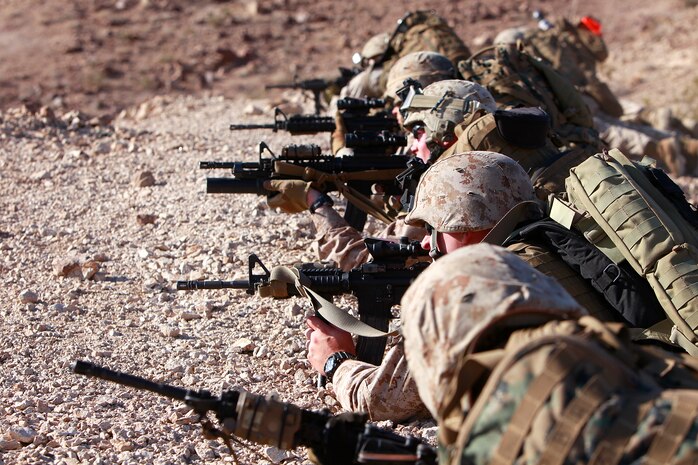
<box><xmin>2</xmin><ymin>1</ymin><xmax>698</xmax><ymax>464</ymax></box>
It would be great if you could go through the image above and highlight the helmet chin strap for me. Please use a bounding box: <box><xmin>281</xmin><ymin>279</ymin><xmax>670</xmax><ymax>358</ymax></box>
<box><xmin>426</xmin><ymin>141</ymin><xmax>444</xmax><ymax>163</ymax></box>
<box><xmin>429</xmin><ymin>228</ymin><xmax>444</xmax><ymax>259</ymax></box>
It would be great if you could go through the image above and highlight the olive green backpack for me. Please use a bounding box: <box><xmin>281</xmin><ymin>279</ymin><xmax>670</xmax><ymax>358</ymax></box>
<box><xmin>556</xmin><ymin>148</ymin><xmax>698</xmax><ymax>354</ymax></box>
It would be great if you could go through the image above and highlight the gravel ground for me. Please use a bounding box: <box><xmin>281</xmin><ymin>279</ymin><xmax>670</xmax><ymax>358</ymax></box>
<box><xmin>0</xmin><ymin>95</ymin><xmax>433</xmax><ymax>465</ymax></box>
<box><xmin>2</xmin><ymin>94</ymin><xmax>698</xmax><ymax>464</ymax></box>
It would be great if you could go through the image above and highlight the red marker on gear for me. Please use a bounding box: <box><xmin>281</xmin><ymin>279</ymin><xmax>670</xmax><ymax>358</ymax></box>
<box><xmin>580</xmin><ymin>16</ymin><xmax>603</xmax><ymax>36</ymax></box>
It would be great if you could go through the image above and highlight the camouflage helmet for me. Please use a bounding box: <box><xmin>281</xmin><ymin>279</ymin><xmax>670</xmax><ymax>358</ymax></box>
<box><xmin>404</xmin><ymin>151</ymin><xmax>535</xmax><ymax>232</ymax></box>
<box><xmin>400</xmin><ymin>243</ymin><xmax>583</xmax><ymax>424</ymax></box>
<box><xmin>402</xmin><ymin>79</ymin><xmax>497</xmax><ymax>146</ymax></box>
<box><xmin>384</xmin><ymin>51</ymin><xmax>456</xmax><ymax>102</ymax></box>
<box><xmin>493</xmin><ymin>26</ymin><xmax>531</xmax><ymax>45</ymax></box>
<box><xmin>358</xmin><ymin>32</ymin><xmax>390</xmax><ymax>64</ymax></box>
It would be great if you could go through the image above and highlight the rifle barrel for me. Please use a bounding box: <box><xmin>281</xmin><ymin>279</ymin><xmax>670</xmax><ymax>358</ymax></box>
<box><xmin>176</xmin><ymin>280</ymin><xmax>250</xmax><ymax>290</ymax></box>
<box><xmin>229</xmin><ymin>123</ymin><xmax>277</xmax><ymax>131</ymax></box>
<box><xmin>72</xmin><ymin>361</ymin><xmax>191</xmax><ymax>401</ymax></box>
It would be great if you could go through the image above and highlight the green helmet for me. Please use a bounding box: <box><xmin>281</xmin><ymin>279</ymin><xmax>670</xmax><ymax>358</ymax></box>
<box><xmin>402</xmin><ymin>79</ymin><xmax>497</xmax><ymax>146</ymax></box>
<box><xmin>383</xmin><ymin>51</ymin><xmax>456</xmax><ymax>102</ymax></box>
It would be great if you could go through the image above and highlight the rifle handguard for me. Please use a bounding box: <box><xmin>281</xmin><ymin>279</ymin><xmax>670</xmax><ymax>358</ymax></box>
<box><xmin>221</xmin><ymin>391</ymin><xmax>303</xmax><ymax>450</ymax></box>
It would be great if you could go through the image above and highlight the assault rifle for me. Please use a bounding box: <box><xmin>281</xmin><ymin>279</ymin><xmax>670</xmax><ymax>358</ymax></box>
<box><xmin>265</xmin><ymin>66</ymin><xmax>362</xmax><ymax>115</ymax></box>
<box><xmin>177</xmin><ymin>237</ymin><xmax>430</xmax><ymax>367</ymax></box>
<box><xmin>202</xmin><ymin>142</ymin><xmax>410</xmax><ymax>231</ymax></box>
<box><xmin>72</xmin><ymin>361</ymin><xmax>436</xmax><ymax>465</ymax></box>
<box><xmin>229</xmin><ymin>98</ymin><xmax>399</xmax><ymax>136</ymax></box>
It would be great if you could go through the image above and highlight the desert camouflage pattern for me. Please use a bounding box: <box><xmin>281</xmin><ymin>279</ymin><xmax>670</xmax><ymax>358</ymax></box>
<box><xmin>400</xmin><ymin>243</ymin><xmax>583</xmax><ymax>421</ymax></box>
<box><xmin>440</xmin><ymin>113</ymin><xmax>561</xmax><ymax>194</ymax></box>
<box><xmin>310</xmin><ymin>205</ymin><xmax>426</xmax><ymax>271</ymax></box>
<box><xmin>524</xmin><ymin>18</ymin><xmax>620</xmax><ymax>116</ymax></box>
<box><xmin>458</xmin><ymin>44</ymin><xmax>602</xmax><ymax>154</ymax></box>
<box><xmin>402</xmin><ymin>79</ymin><xmax>497</xmax><ymax>146</ymax></box>
<box><xmin>360</xmin><ymin>32</ymin><xmax>390</xmax><ymax>63</ymax></box>
<box><xmin>332</xmin><ymin>340</ymin><xmax>430</xmax><ymax>421</ymax></box>
<box><xmin>404</xmin><ymin>151</ymin><xmax>535</xmax><ymax>232</ymax></box>
<box><xmin>339</xmin><ymin>67</ymin><xmax>384</xmax><ymax>100</ymax></box>
<box><xmin>383</xmin><ymin>51</ymin><xmax>455</xmax><ymax>101</ymax></box>
<box><xmin>310</xmin><ymin>205</ymin><xmax>370</xmax><ymax>271</ymax></box>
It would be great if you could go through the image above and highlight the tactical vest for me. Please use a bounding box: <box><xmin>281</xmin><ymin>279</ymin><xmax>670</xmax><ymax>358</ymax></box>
<box><xmin>458</xmin><ymin>44</ymin><xmax>602</xmax><ymax>152</ymax></box>
<box><xmin>504</xmin><ymin>218</ymin><xmax>666</xmax><ymax>328</ymax></box>
<box><xmin>438</xmin><ymin>312</ymin><xmax>698</xmax><ymax>465</ymax></box>
<box><xmin>505</xmin><ymin>240</ymin><xmax>620</xmax><ymax>322</ymax></box>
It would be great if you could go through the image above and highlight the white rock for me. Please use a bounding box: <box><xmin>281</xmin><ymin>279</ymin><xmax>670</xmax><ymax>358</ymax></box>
<box><xmin>19</xmin><ymin>289</ymin><xmax>39</xmax><ymax>304</ymax></box>
<box><xmin>232</xmin><ymin>338</ymin><xmax>255</xmax><ymax>353</ymax></box>
<box><xmin>265</xmin><ymin>446</ymin><xmax>293</xmax><ymax>463</ymax></box>
<box><xmin>194</xmin><ymin>442</ymin><xmax>216</xmax><ymax>460</ymax></box>
<box><xmin>30</xmin><ymin>170</ymin><xmax>51</xmax><ymax>181</ymax></box>
<box><xmin>160</xmin><ymin>325</ymin><xmax>181</xmax><ymax>338</ymax></box>
<box><xmin>179</xmin><ymin>310</ymin><xmax>201</xmax><ymax>321</ymax></box>
<box><xmin>243</xmin><ymin>103</ymin><xmax>264</xmax><ymax>115</ymax></box>
<box><xmin>9</xmin><ymin>427</ymin><xmax>36</xmax><ymax>444</ymax></box>
<box><xmin>293</xmin><ymin>369</ymin><xmax>307</xmax><ymax>385</ymax></box>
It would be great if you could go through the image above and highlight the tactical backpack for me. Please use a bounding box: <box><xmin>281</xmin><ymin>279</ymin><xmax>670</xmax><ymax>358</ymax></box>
<box><xmin>553</xmin><ymin>148</ymin><xmax>698</xmax><ymax>354</ymax></box>
<box><xmin>378</xmin><ymin>11</ymin><xmax>471</xmax><ymax>88</ymax></box>
<box><xmin>523</xmin><ymin>18</ymin><xmax>624</xmax><ymax>118</ymax></box>
<box><xmin>458</xmin><ymin>44</ymin><xmax>600</xmax><ymax>150</ymax></box>
<box><xmin>439</xmin><ymin>311</ymin><xmax>698</xmax><ymax>465</ymax></box>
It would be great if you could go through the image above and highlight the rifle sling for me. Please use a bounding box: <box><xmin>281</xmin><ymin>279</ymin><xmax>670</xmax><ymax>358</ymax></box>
<box><xmin>270</xmin><ymin>265</ymin><xmax>397</xmax><ymax>339</ymax></box>
<box><xmin>274</xmin><ymin>162</ymin><xmax>400</xmax><ymax>224</ymax></box>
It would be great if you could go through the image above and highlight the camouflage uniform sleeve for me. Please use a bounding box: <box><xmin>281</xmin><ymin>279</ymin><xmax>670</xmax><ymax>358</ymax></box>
<box><xmin>310</xmin><ymin>205</ymin><xmax>370</xmax><ymax>271</ymax></box>
<box><xmin>331</xmin><ymin>341</ymin><xmax>431</xmax><ymax>422</ymax></box>
<box><xmin>378</xmin><ymin>216</ymin><xmax>427</xmax><ymax>242</ymax></box>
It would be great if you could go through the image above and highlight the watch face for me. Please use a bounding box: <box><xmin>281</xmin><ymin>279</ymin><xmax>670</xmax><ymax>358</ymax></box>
<box><xmin>323</xmin><ymin>352</ymin><xmax>353</xmax><ymax>380</ymax></box>
<box><xmin>323</xmin><ymin>356</ymin><xmax>335</xmax><ymax>374</ymax></box>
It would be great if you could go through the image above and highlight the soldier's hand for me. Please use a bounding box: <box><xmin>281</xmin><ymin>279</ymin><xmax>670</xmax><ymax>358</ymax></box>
<box><xmin>264</xmin><ymin>180</ymin><xmax>312</xmax><ymax>213</ymax></box>
<box><xmin>305</xmin><ymin>316</ymin><xmax>355</xmax><ymax>374</ymax></box>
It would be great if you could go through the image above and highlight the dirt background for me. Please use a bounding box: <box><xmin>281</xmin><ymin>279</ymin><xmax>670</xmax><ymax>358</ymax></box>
<box><xmin>1</xmin><ymin>1</ymin><xmax>698</xmax><ymax>464</ymax></box>
<box><xmin>1</xmin><ymin>0</ymin><xmax>698</xmax><ymax>120</ymax></box>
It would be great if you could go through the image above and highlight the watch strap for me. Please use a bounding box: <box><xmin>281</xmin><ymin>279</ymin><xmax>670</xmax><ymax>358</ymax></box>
<box><xmin>309</xmin><ymin>193</ymin><xmax>334</xmax><ymax>214</ymax></box>
<box><xmin>323</xmin><ymin>351</ymin><xmax>356</xmax><ymax>382</ymax></box>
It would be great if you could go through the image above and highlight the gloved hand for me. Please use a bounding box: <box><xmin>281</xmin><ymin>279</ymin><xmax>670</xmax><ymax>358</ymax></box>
<box><xmin>264</xmin><ymin>180</ymin><xmax>312</xmax><ymax>213</ymax></box>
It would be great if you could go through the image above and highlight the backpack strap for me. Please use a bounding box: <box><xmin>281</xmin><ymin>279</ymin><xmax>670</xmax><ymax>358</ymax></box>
<box><xmin>487</xmin><ymin>345</ymin><xmax>578</xmax><ymax>465</ymax></box>
<box><xmin>482</xmin><ymin>201</ymin><xmax>544</xmax><ymax>246</ymax></box>
<box><xmin>645</xmin><ymin>391</ymin><xmax>698</xmax><ymax>465</ymax></box>
<box><xmin>588</xmin><ymin>397</ymin><xmax>656</xmax><ymax>465</ymax></box>
<box><xmin>535</xmin><ymin>373</ymin><xmax>612</xmax><ymax>465</ymax></box>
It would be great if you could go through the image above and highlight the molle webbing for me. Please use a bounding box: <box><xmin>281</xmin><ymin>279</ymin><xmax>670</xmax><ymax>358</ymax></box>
<box><xmin>565</xmin><ymin>148</ymin><xmax>698</xmax><ymax>353</ymax></box>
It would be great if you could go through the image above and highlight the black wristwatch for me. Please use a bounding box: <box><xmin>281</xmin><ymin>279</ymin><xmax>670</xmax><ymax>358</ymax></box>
<box><xmin>309</xmin><ymin>193</ymin><xmax>334</xmax><ymax>214</ymax></box>
<box><xmin>323</xmin><ymin>351</ymin><xmax>356</xmax><ymax>382</ymax></box>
